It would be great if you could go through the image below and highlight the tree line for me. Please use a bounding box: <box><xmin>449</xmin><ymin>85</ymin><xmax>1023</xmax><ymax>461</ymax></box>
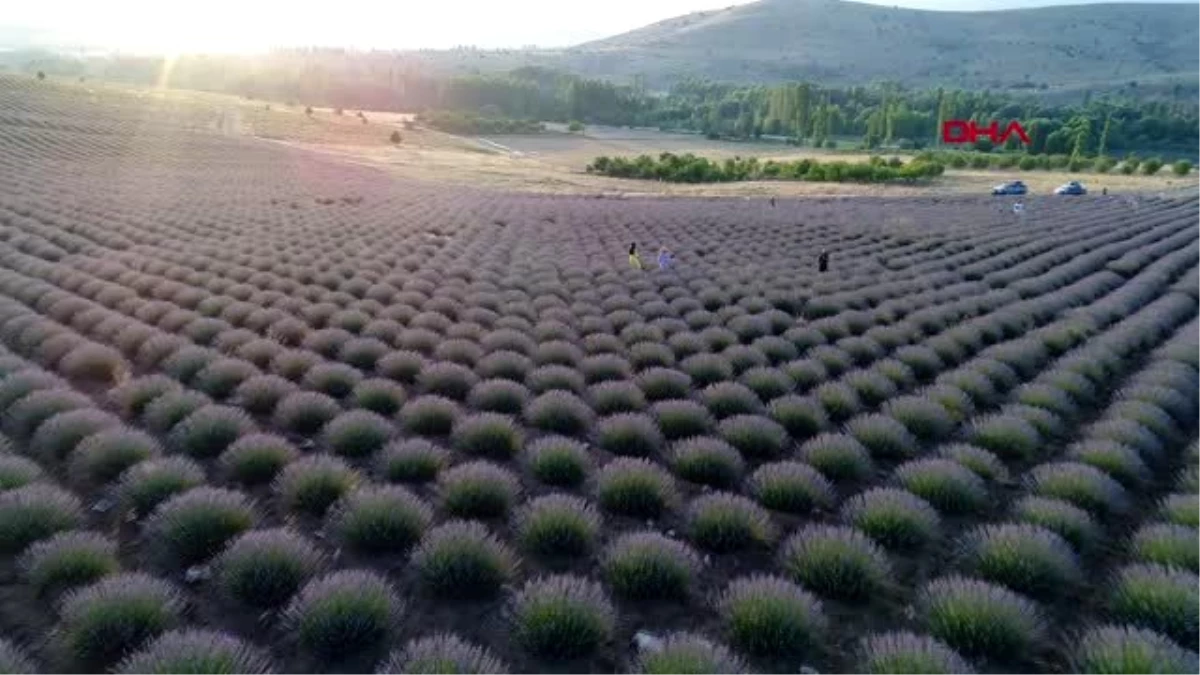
<box><xmin>586</xmin><ymin>153</ymin><xmax>946</xmax><ymax>184</ymax></box>
<box><xmin>22</xmin><ymin>49</ymin><xmax>1198</xmax><ymax>156</ymax></box>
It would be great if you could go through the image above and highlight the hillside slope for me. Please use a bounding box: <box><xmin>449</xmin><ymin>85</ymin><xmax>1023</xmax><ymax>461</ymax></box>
<box><xmin>558</xmin><ymin>0</ymin><xmax>1198</xmax><ymax>91</ymax></box>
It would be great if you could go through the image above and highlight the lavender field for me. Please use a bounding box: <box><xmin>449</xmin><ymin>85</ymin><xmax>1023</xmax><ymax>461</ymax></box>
<box><xmin>0</xmin><ymin>74</ymin><xmax>1197</xmax><ymax>674</ymax></box>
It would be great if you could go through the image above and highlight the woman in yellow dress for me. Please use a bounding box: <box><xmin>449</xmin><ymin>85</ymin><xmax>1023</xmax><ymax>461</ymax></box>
<box><xmin>628</xmin><ymin>243</ymin><xmax>643</xmax><ymax>270</ymax></box>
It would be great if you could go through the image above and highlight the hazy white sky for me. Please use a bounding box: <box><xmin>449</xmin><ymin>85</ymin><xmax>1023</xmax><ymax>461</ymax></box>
<box><xmin>4</xmin><ymin>0</ymin><xmax>1193</xmax><ymax>53</ymax></box>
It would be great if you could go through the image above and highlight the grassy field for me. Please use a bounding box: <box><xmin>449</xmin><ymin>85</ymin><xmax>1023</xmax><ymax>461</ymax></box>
<box><xmin>0</xmin><ymin>72</ymin><xmax>1196</xmax><ymax>674</ymax></box>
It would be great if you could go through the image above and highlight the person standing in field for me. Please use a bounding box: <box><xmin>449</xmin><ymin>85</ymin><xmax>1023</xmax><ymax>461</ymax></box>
<box><xmin>628</xmin><ymin>243</ymin><xmax>643</xmax><ymax>270</ymax></box>
<box><xmin>657</xmin><ymin>247</ymin><xmax>674</xmax><ymax>271</ymax></box>
<box><xmin>818</xmin><ymin>249</ymin><xmax>829</xmax><ymax>273</ymax></box>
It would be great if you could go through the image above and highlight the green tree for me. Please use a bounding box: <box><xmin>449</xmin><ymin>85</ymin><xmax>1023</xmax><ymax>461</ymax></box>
<box><xmin>1172</xmin><ymin>160</ymin><xmax>1192</xmax><ymax>176</ymax></box>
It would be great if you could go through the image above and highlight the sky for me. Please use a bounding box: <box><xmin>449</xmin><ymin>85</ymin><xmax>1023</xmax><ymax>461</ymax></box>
<box><xmin>2</xmin><ymin>0</ymin><xmax>1194</xmax><ymax>54</ymax></box>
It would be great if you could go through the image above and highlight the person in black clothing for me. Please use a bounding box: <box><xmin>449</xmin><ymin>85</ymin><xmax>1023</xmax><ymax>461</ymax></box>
<box><xmin>770</xmin><ymin>197</ymin><xmax>776</xmax><ymax>207</ymax></box>
<box><xmin>818</xmin><ymin>249</ymin><xmax>829</xmax><ymax>273</ymax></box>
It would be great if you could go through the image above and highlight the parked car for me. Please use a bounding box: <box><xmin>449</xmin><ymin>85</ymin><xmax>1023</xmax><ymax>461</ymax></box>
<box><xmin>992</xmin><ymin>180</ymin><xmax>1028</xmax><ymax>195</ymax></box>
<box><xmin>1055</xmin><ymin>181</ymin><xmax>1087</xmax><ymax>195</ymax></box>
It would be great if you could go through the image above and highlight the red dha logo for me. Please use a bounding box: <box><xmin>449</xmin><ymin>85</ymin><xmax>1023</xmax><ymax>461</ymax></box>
<box><xmin>942</xmin><ymin>120</ymin><xmax>1031</xmax><ymax>145</ymax></box>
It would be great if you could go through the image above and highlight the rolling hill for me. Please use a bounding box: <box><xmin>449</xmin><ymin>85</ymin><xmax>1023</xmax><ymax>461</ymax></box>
<box><xmin>554</xmin><ymin>0</ymin><xmax>1199</xmax><ymax>91</ymax></box>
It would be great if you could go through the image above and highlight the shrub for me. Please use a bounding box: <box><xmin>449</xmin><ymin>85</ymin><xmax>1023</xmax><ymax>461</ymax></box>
<box><xmin>168</xmin><ymin>405</ymin><xmax>253</xmax><ymax>459</ymax></box>
<box><xmin>680</xmin><ymin>353</ymin><xmax>733</xmax><ymax>388</ymax></box>
<box><xmin>0</xmin><ymin>483</ymin><xmax>83</xmax><ymax>553</ymax></box>
<box><xmin>375</xmin><ymin>351</ymin><xmax>425</xmax><ymax>384</ymax></box>
<box><xmin>218</xmin><ymin>434</ymin><xmax>296</xmax><ymax>486</ymax></box>
<box><xmin>5</xmin><ymin>389</ymin><xmax>91</xmax><ymax>441</ymax></box>
<box><xmin>701</xmin><ymin>382</ymin><xmax>764</xmax><ymax>419</ymax></box>
<box><xmin>144</xmin><ymin>487</ymin><xmax>257</xmax><ymax>565</ymax></box>
<box><xmin>0</xmin><ymin>639</ymin><xmax>34</xmax><ymax>674</ymax></box>
<box><xmin>20</xmin><ymin>530</ymin><xmax>119</xmax><ymax>595</ymax></box>
<box><xmin>525</xmin><ymin>391</ymin><xmax>594</xmax><ymax>435</ymax></box>
<box><xmin>0</xmin><ymin>454</ymin><xmax>41</xmax><ymax>490</ymax></box>
<box><xmin>138</xmin><ymin>390</ymin><xmax>206</xmax><ymax>434</ymax></box>
<box><xmin>857</xmin><ymin>632</ymin><xmax>975</xmax><ymax>674</ymax></box>
<box><xmin>958</xmin><ymin>523</ymin><xmax>1081</xmax><ymax>597</ymax></box>
<box><xmin>418</xmin><ymin>362</ymin><xmax>478</xmax><ymax>401</ymax></box>
<box><xmin>516</xmin><ymin>494</ymin><xmax>601</xmax><ymax>558</ymax></box>
<box><xmin>411</xmin><ymin>520</ymin><xmax>517</xmax><ymax>599</ymax></box>
<box><xmin>216</xmin><ymin>527</ymin><xmax>325</xmax><ymax>609</ymax></box>
<box><xmin>109</xmin><ymin>375</ymin><xmax>181</xmax><ymax>419</ymax></box>
<box><xmin>845</xmin><ymin>370</ymin><xmax>899</xmax><ymax>407</ymax></box>
<box><xmin>596</xmin><ymin>457</ymin><xmax>677</xmax><ymax>518</ymax></box>
<box><xmin>377</xmin><ymin>439</ymin><xmax>449</xmax><ymax>483</ymax></box>
<box><xmin>745</xmin><ymin>462</ymin><xmax>832</xmax><ymax>516</ymax></box>
<box><xmin>377</xmin><ymin>634</ymin><xmax>509</xmax><ymax>674</ymax></box>
<box><xmin>718</xmin><ymin>415</ymin><xmax>787</xmax><ymax>459</ymax></box>
<box><xmin>970</xmin><ymin>414</ymin><xmax>1041</xmax><ymax>460</ymax></box>
<box><xmin>60</xmin><ymin>344</ymin><xmax>127</xmax><ymax>383</ymax></box>
<box><xmin>636</xmin><ymin>632</ymin><xmax>748</xmax><ymax>674</ymax></box>
<box><xmin>1069</xmin><ymin>440</ymin><xmax>1150</xmax><ymax>488</ymax></box>
<box><xmin>303</xmin><ymin>363</ymin><xmax>363</xmax><ymax>399</ymax></box>
<box><xmin>439</xmin><ymin>461</ymin><xmax>521</xmax><ymax>520</ymax></box>
<box><xmin>1027</xmin><ymin>461</ymin><xmax>1130</xmax><ymax>516</ymax></box>
<box><xmin>769</xmin><ymin>395</ymin><xmax>828</xmax><ymax>440</ymax></box>
<box><xmin>510</xmin><ymin>575</ymin><xmax>614</xmax><ymax>659</ymax></box>
<box><xmin>1011</xmin><ymin>496</ymin><xmax>1100</xmax><ymax>551</ymax></box>
<box><xmin>28</xmin><ymin>409</ymin><xmax>119</xmax><ymax>463</ymax></box>
<box><xmin>848</xmin><ymin>414</ymin><xmax>920</xmax><ymax>460</ymax></box>
<box><xmin>895</xmin><ymin>459</ymin><xmax>986</xmax><ymax>514</ymax></box>
<box><xmin>783</xmin><ymin>359</ymin><xmax>829</xmax><ymax>391</ymax></box>
<box><xmin>527</xmin><ymin>365</ymin><xmax>586</xmax><ymax>395</ymax></box>
<box><xmin>602</xmin><ymin>531</ymin><xmax>700</xmax><ymax>600</ymax></box>
<box><xmin>883</xmin><ymin>397</ymin><xmax>955</xmax><ymax>441</ymax></box>
<box><xmin>350</xmin><ymin>379</ymin><xmax>406</xmax><ymax>417</ymax></box>
<box><xmin>637</xmin><ymin>368</ymin><xmax>692</xmax><ymax>401</ymax></box>
<box><xmin>283</xmin><ymin>570</ymin><xmax>402</xmax><ymax>661</ymax></box>
<box><xmin>523</xmin><ymin>437</ymin><xmax>591</xmax><ymax>488</ymax></box>
<box><xmin>917</xmin><ymin>576</ymin><xmax>1044</xmax><ymax>659</ymax></box>
<box><xmin>780</xmin><ymin>525</ymin><xmax>892</xmax><ymax>600</ymax></box>
<box><xmin>800</xmin><ymin>433</ymin><xmax>874</xmax><ymax>483</ymax></box>
<box><xmin>842</xmin><ymin>488</ymin><xmax>939</xmax><ymax>550</ymax></box>
<box><xmin>233</xmin><ymin>375</ymin><xmax>296</xmax><ymax>416</ymax></box>
<box><xmin>1131</xmin><ymin>524</ymin><xmax>1198</xmax><ymax>572</ymax></box>
<box><xmin>814</xmin><ymin>382</ymin><xmax>862</xmax><ymax>422</ymax></box>
<box><xmin>588</xmin><ymin>381</ymin><xmax>647</xmax><ymax>416</ymax></box>
<box><xmin>70</xmin><ymin>428</ymin><xmax>161</xmax><ymax>485</ymax></box>
<box><xmin>739</xmin><ymin>367</ymin><xmax>794</xmax><ymax>401</ymax></box>
<box><xmin>1110</xmin><ymin>563</ymin><xmax>1198</xmax><ymax>647</ymax></box>
<box><xmin>688</xmin><ymin>492</ymin><xmax>774</xmax><ymax>553</ymax></box>
<box><xmin>320</xmin><ymin>410</ymin><xmax>392</xmax><ymax>459</ymax></box>
<box><xmin>115</xmin><ymin>629</ymin><xmax>273</xmax><ymax>674</ymax></box>
<box><xmin>117</xmin><ymin>457</ymin><xmax>205</xmax><ymax>517</ymax></box>
<box><xmin>327</xmin><ymin>485</ymin><xmax>432</xmax><ymax>554</ymax></box>
<box><xmin>595</xmin><ymin>413</ymin><xmax>662</xmax><ymax>457</ymax></box>
<box><xmin>717</xmin><ymin>575</ymin><xmax>826</xmax><ymax>659</ymax></box>
<box><xmin>468</xmin><ymin>379</ymin><xmax>530</xmax><ymax>415</ymax></box>
<box><xmin>670</xmin><ymin>437</ymin><xmax>745</xmax><ymax>488</ymax></box>
<box><xmin>451</xmin><ymin>413</ymin><xmax>523</xmax><ymax>459</ymax></box>
<box><xmin>275</xmin><ymin>454</ymin><xmax>361</xmax><ymax>516</ymax></box>
<box><xmin>395</xmin><ymin>395</ymin><xmax>462</xmax><ymax>436</ymax></box>
<box><xmin>194</xmin><ymin>359</ymin><xmax>258</xmax><ymax>400</ymax></box>
<box><xmin>1159</xmin><ymin>493</ymin><xmax>1199</xmax><ymax>528</ymax></box>
<box><xmin>56</xmin><ymin>573</ymin><xmax>185</xmax><ymax>669</ymax></box>
<box><xmin>652</xmin><ymin>400</ymin><xmax>714</xmax><ymax>440</ymax></box>
<box><xmin>1072</xmin><ymin>624</ymin><xmax>1199</xmax><ymax>674</ymax></box>
<box><xmin>938</xmin><ymin>444</ymin><xmax>1008</xmax><ymax>482</ymax></box>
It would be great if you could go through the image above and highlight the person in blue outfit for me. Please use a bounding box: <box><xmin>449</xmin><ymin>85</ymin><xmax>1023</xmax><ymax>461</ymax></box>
<box><xmin>657</xmin><ymin>247</ymin><xmax>674</xmax><ymax>271</ymax></box>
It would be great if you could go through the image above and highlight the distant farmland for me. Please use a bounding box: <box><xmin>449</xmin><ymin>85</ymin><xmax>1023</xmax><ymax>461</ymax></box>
<box><xmin>0</xmin><ymin>73</ymin><xmax>1196</xmax><ymax>674</ymax></box>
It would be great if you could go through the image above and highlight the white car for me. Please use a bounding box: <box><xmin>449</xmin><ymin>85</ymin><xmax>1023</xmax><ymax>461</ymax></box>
<box><xmin>1055</xmin><ymin>181</ymin><xmax>1087</xmax><ymax>195</ymax></box>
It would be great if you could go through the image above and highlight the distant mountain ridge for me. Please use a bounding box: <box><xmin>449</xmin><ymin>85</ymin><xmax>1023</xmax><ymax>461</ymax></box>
<box><xmin>554</xmin><ymin>0</ymin><xmax>1198</xmax><ymax>91</ymax></box>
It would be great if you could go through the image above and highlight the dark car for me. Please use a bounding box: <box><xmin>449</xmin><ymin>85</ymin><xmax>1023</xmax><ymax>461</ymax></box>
<box><xmin>1055</xmin><ymin>181</ymin><xmax>1087</xmax><ymax>195</ymax></box>
<box><xmin>992</xmin><ymin>180</ymin><xmax>1028</xmax><ymax>196</ymax></box>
